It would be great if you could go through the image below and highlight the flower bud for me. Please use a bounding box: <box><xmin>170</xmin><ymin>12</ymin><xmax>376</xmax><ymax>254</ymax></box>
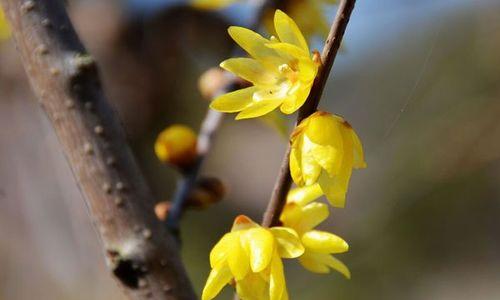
<box><xmin>155</xmin><ymin>125</ymin><xmax>198</xmax><ymax>169</ymax></box>
<box><xmin>198</xmin><ymin>67</ymin><xmax>228</xmax><ymax>100</ymax></box>
<box><xmin>154</xmin><ymin>201</ymin><xmax>171</xmax><ymax>221</ymax></box>
<box><xmin>186</xmin><ymin>176</ymin><xmax>226</xmax><ymax>209</ymax></box>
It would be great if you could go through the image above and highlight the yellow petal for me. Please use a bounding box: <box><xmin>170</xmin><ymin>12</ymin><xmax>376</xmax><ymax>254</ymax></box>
<box><xmin>301</xmin><ymin>230</ymin><xmax>349</xmax><ymax>254</ymax></box>
<box><xmin>350</xmin><ymin>128</ymin><xmax>367</xmax><ymax>169</ymax></box>
<box><xmin>298</xmin><ymin>251</ymin><xmax>330</xmax><ymax>274</ymax></box>
<box><xmin>310</xmin><ymin>144</ymin><xmax>342</xmax><ymax>176</ymax></box>
<box><xmin>270</xmin><ymin>227</ymin><xmax>304</xmax><ymax>258</ymax></box>
<box><xmin>269</xmin><ymin>251</ymin><xmax>285</xmax><ymax>300</ymax></box>
<box><xmin>273</xmin><ymin>10</ymin><xmax>309</xmax><ymax>53</ymax></box>
<box><xmin>298</xmin><ymin>58</ymin><xmax>318</xmax><ymax>83</ymax></box>
<box><xmin>287</xmin><ymin>184</ymin><xmax>323</xmax><ymax>206</ymax></box>
<box><xmin>299</xmin><ymin>251</ymin><xmax>350</xmax><ymax>278</ymax></box>
<box><xmin>236</xmin><ymin>272</ymin><xmax>269</xmax><ymax>300</ymax></box>
<box><xmin>266</xmin><ymin>42</ymin><xmax>308</xmax><ymax>60</ymax></box>
<box><xmin>290</xmin><ymin>143</ymin><xmax>304</xmax><ymax>186</ymax></box>
<box><xmin>228</xmin><ymin>26</ymin><xmax>276</xmax><ymax>60</ymax></box>
<box><xmin>209</xmin><ymin>233</ymin><xmax>235</xmax><ymax>268</ymax></box>
<box><xmin>301</xmin><ymin>136</ymin><xmax>322</xmax><ymax>185</ymax></box>
<box><xmin>228</xmin><ymin>238</ymin><xmax>250</xmax><ymax>280</ymax></box>
<box><xmin>322</xmin><ymin>255</ymin><xmax>351</xmax><ymax>279</ymax></box>
<box><xmin>231</xmin><ymin>215</ymin><xmax>259</xmax><ymax>232</ymax></box>
<box><xmin>241</xmin><ymin>228</ymin><xmax>275</xmax><ymax>272</ymax></box>
<box><xmin>319</xmin><ymin>124</ymin><xmax>354</xmax><ymax>207</ymax></box>
<box><xmin>305</xmin><ymin>112</ymin><xmax>344</xmax><ymax>146</ymax></box>
<box><xmin>235</xmin><ymin>97</ymin><xmax>283</xmax><ymax>120</ymax></box>
<box><xmin>279</xmin><ymin>203</ymin><xmax>302</xmax><ymax>232</ymax></box>
<box><xmin>202</xmin><ymin>264</ymin><xmax>233</xmax><ymax>300</ymax></box>
<box><xmin>297</xmin><ymin>202</ymin><xmax>329</xmax><ymax>232</ymax></box>
<box><xmin>220</xmin><ymin>58</ymin><xmax>277</xmax><ymax>86</ymax></box>
<box><xmin>210</xmin><ymin>86</ymin><xmax>257</xmax><ymax>113</ymax></box>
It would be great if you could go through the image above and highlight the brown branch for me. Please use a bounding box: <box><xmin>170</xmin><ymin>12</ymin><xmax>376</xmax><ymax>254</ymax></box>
<box><xmin>1</xmin><ymin>0</ymin><xmax>196</xmax><ymax>299</ymax></box>
<box><xmin>166</xmin><ymin>0</ymin><xmax>279</xmax><ymax>233</ymax></box>
<box><xmin>262</xmin><ymin>0</ymin><xmax>357</xmax><ymax>227</ymax></box>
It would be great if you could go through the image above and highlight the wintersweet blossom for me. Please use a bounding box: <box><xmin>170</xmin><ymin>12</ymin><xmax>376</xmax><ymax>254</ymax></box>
<box><xmin>281</xmin><ymin>184</ymin><xmax>351</xmax><ymax>277</ymax></box>
<box><xmin>0</xmin><ymin>8</ymin><xmax>10</xmax><ymax>41</ymax></box>
<box><xmin>154</xmin><ymin>125</ymin><xmax>198</xmax><ymax>168</ymax></box>
<box><xmin>290</xmin><ymin>111</ymin><xmax>366</xmax><ymax>207</ymax></box>
<box><xmin>202</xmin><ymin>215</ymin><xmax>304</xmax><ymax>300</ymax></box>
<box><xmin>210</xmin><ymin>10</ymin><xmax>319</xmax><ymax>120</ymax></box>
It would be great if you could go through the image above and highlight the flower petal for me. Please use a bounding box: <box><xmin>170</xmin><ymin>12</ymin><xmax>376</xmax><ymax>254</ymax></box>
<box><xmin>297</xmin><ymin>202</ymin><xmax>329</xmax><ymax>232</ymax></box>
<box><xmin>305</xmin><ymin>112</ymin><xmax>344</xmax><ymax>146</ymax></box>
<box><xmin>209</xmin><ymin>233</ymin><xmax>235</xmax><ymax>268</ymax></box>
<box><xmin>269</xmin><ymin>251</ymin><xmax>285</xmax><ymax>300</ymax></box>
<box><xmin>232</xmin><ymin>214</ymin><xmax>259</xmax><ymax>232</ymax></box>
<box><xmin>322</xmin><ymin>255</ymin><xmax>351</xmax><ymax>279</ymax></box>
<box><xmin>241</xmin><ymin>228</ymin><xmax>275</xmax><ymax>272</ymax></box>
<box><xmin>298</xmin><ymin>251</ymin><xmax>330</xmax><ymax>273</ymax></box>
<box><xmin>274</xmin><ymin>10</ymin><xmax>309</xmax><ymax>53</ymax></box>
<box><xmin>318</xmin><ymin>125</ymin><xmax>354</xmax><ymax>207</ymax></box>
<box><xmin>311</xmin><ymin>144</ymin><xmax>342</xmax><ymax>176</ymax></box>
<box><xmin>228</xmin><ymin>238</ymin><xmax>250</xmax><ymax>280</ymax></box>
<box><xmin>236</xmin><ymin>272</ymin><xmax>269</xmax><ymax>300</ymax></box>
<box><xmin>202</xmin><ymin>264</ymin><xmax>233</xmax><ymax>300</ymax></box>
<box><xmin>266</xmin><ymin>42</ymin><xmax>308</xmax><ymax>60</ymax></box>
<box><xmin>290</xmin><ymin>141</ymin><xmax>304</xmax><ymax>186</ymax></box>
<box><xmin>228</xmin><ymin>26</ymin><xmax>276</xmax><ymax>60</ymax></box>
<box><xmin>287</xmin><ymin>184</ymin><xmax>323</xmax><ymax>206</ymax></box>
<box><xmin>301</xmin><ymin>135</ymin><xmax>322</xmax><ymax>185</ymax></box>
<box><xmin>235</xmin><ymin>96</ymin><xmax>283</xmax><ymax>120</ymax></box>
<box><xmin>220</xmin><ymin>58</ymin><xmax>277</xmax><ymax>86</ymax></box>
<box><xmin>210</xmin><ymin>86</ymin><xmax>257</xmax><ymax>113</ymax></box>
<box><xmin>301</xmin><ymin>230</ymin><xmax>349</xmax><ymax>254</ymax></box>
<box><xmin>350</xmin><ymin>128</ymin><xmax>367</xmax><ymax>169</ymax></box>
<box><xmin>270</xmin><ymin>227</ymin><xmax>304</xmax><ymax>258</ymax></box>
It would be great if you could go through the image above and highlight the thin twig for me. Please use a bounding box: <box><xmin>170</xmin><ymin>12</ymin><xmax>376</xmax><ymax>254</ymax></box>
<box><xmin>262</xmin><ymin>0</ymin><xmax>357</xmax><ymax>227</ymax></box>
<box><xmin>1</xmin><ymin>0</ymin><xmax>196</xmax><ymax>299</ymax></box>
<box><xmin>166</xmin><ymin>1</ymin><xmax>278</xmax><ymax>234</ymax></box>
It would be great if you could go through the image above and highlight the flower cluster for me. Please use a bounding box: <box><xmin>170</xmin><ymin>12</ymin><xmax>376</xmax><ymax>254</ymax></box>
<box><xmin>0</xmin><ymin>7</ymin><xmax>10</xmax><ymax>41</ymax></box>
<box><xmin>203</xmin><ymin>215</ymin><xmax>304</xmax><ymax>300</ymax></box>
<box><xmin>201</xmin><ymin>9</ymin><xmax>366</xmax><ymax>300</ymax></box>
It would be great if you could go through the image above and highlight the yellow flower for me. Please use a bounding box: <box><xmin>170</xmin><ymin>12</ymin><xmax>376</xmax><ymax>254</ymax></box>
<box><xmin>210</xmin><ymin>10</ymin><xmax>319</xmax><ymax>120</ymax></box>
<box><xmin>290</xmin><ymin>111</ymin><xmax>366</xmax><ymax>207</ymax></box>
<box><xmin>154</xmin><ymin>125</ymin><xmax>198</xmax><ymax>168</ymax></box>
<box><xmin>202</xmin><ymin>215</ymin><xmax>304</xmax><ymax>300</ymax></box>
<box><xmin>0</xmin><ymin>7</ymin><xmax>11</xmax><ymax>41</ymax></box>
<box><xmin>281</xmin><ymin>184</ymin><xmax>351</xmax><ymax>278</ymax></box>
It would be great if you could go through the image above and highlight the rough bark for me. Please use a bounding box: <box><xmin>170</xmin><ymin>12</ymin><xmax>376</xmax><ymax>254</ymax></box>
<box><xmin>0</xmin><ymin>0</ymin><xmax>196</xmax><ymax>299</ymax></box>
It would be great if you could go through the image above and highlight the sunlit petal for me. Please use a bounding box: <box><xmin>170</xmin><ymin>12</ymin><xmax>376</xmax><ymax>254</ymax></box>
<box><xmin>270</xmin><ymin>227</ymin><xmax>305</xmax><ymax>258</ymax></box>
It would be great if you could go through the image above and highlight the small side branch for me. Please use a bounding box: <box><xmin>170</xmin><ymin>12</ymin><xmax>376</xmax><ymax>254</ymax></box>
<box><xmin>1</xmin><ymin>0</ymin><xmax>196</xmax><ymax>299</ymax></box>
<box><xmin>262</xmin><ymin>0</ymin><xmax>357</xmax><ymax>227</ymax></box>
<box><xmin>166</xmin><ymin>0</ymin><xmax>278</xmax><ymax>233</ymax></box>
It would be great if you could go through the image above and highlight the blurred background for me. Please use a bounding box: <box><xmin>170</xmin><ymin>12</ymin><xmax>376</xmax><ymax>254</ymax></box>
<box><xmin>1</xmin><ymin>0</ymin><xmax>500</xmax><ymax>299</ymax></box>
